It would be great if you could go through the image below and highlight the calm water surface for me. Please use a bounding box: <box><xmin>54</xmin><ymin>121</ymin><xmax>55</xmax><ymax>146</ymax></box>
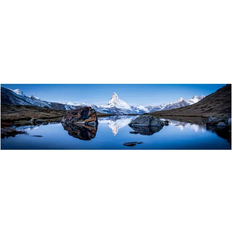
<box><xmin>1</xmin><ymin>116</ymin><xmax>231</xmax><ymax>150</ymax></box>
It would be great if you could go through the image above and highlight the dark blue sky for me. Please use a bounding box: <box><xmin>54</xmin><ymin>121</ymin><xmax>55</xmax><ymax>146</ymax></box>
<box><xmin>1</xmin><ymin>84</ymin><xmax>226</xmax><ymax>106</ymax></box>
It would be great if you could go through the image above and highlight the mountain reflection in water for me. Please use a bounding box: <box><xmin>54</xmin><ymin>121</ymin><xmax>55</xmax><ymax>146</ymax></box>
<box><xmin>165</xmin><ymin>119</ymin><xmax>206</xmax><ymax>133</ymax></box>
<box><xmin>98</xmin><ymin>116</ymin><xmax>136</xmax><ymax>135</ymax></box>
<box><xmin>161</xmin><ymin>118</ymin><xmax>230</xmax><ymax>144</ymax></box>
<box><xmin>2</xmin><ymin>116</ymin><xmax>230</xmax><ymax>149</ymax></box>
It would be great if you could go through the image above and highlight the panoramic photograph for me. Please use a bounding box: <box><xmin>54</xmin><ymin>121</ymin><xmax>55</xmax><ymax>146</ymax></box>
<box><xmin>1</xmin><ymin>84</ymin><xmax>231</xmax><ymax>150</ymax></box>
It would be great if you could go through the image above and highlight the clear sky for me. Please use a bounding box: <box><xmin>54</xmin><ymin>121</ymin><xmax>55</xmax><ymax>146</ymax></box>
<box><xmin>1</xmin><ymin>84</ymin><xmax>226</xmax><ymax>106</ymax></box>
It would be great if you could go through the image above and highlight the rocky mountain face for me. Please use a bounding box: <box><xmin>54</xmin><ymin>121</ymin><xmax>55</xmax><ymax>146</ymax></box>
<box><xmin>1</xmin><ymin>87</ymin><xmax>205</xmax><ymax>115</ymax></box>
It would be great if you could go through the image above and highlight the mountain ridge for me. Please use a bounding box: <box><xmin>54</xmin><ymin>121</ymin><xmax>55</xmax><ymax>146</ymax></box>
<box><xmin>1</xmin><ymin>87</ymin><xmax>205</xmax><ymax>114</ymax></box>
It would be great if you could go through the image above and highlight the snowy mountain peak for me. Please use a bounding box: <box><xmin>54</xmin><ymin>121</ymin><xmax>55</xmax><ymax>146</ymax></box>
<box><xmin>113</xmin><ymin>92</ymin><xmax>118</xmax><ymax>97</ymax></box>
<box><xmin>177</xmin><ymin>97</ymin><xmax>184</xmax><ymax>102</ymax></box>
<box><xmin>30</xmin><ymin>95</ymin><xmax>40</xmax><ymax>100</ymax></box>
<box><xmin>109</xmin><ymin>92</ymin><xmax>119</xmax><ymax>104</ymax></box>
<box><xmin>91</xmin><ymin>93</ymin><xmax>134</xmax><ymax>114</ymax></box>
<box><xmin>192</xmin><ymin>95</ymin><xmax>198</xmax><ymax>99</ymax></box>
<box><xmin>189</xmin><ymin>95</ymin><xmax>205</xmax><ymax>104</ymax></box>
<box><xmin>66</xmin><ymin>102</ymin><xmax>75</xmax><ymax>105</ymax></box>
<box><xmin>13</xmin><ymin>89</ymin><xmax>25</xmax><ymax>96</ymax></box>
<box><xmin>192</xmin><ymin>95</ymin><xmax>205</xmax><ymax>100</ymax></box>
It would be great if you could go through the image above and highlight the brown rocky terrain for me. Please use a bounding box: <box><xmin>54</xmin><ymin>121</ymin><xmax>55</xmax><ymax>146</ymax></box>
<box><xmin>149</xmin><ymin>84</ymin><xmax>231</xmax><ymax>120</ymax></box>
<box><xmin>1</xmin><ymin>105</ymin><xmax>66</xmax><ymax>126</ymax></box>
<box><xmin>1</xmin><ymin>104</ymin><xmax>113</xmax><ymax>138</ymax></box>
<box><xmin>1</xmin><ymin>104</ymin><xmax>113</xmax><ymax>127</ymax></box>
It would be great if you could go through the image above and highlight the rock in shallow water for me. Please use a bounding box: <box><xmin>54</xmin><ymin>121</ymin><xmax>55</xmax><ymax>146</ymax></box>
<box><xmin>128</xmin><ymin>115</ymin><xmax>164</xmax><ymax>135</ymax></box>
<box><xmin>30</xmin><ymin>118</ymin><xmax>43</xmax><ymax>125</ymax></box>
<box><xmin>123</xmin><ymin>142</ymin><xmax>143</xmax><ymax>147</ymax></box>
<box><xmin>61</xmin><ymin>107</ymin><xmax>98</xmax><ymax>140</ymax></box>
<box><xmin>217</xmin><ymin>122</ymin><xmax>226</xmax><ymax>128</ymax></box>
<box><xmin>129</xmin><ymin>115</ymin><xmax>164</xmax><ymax>128</ymax></box>
<box><xmin>1</xmin><ymin>128</ymin><xmax>27</xmax><ymax>138</ymax></box>
<box><xmin>206</xmin><ymin>116</ymin><xmax>231</xmax><ymax>130</ymax></box>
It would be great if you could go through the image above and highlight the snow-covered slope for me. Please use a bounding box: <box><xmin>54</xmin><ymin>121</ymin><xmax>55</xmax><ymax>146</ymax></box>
<box><xmin>148</xmin><ymin>95</ymin><xmax>205</xmax><ymax>113</ymax></box>
<box><xmin>12</xmin><ymin>89</ymin><xmax>25</xmax><ymax>96</ymax></box>
<box><xmin>1</xmin><ymin>87</ymin><xmax>77</xmax><ymax>110</ymax></box>
<box><xmin>186</xmin><ymin>95</ymin><xmax>205</xmax><ymax>104</ymax></box>
<box><xmin>131</xmin><ymin>105</ymin><xmax>150</xmax><ymax>114</ymax></box>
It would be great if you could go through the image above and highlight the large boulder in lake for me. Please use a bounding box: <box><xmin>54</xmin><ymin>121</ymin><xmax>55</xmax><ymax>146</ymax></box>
<box><xmin>61</xmin><ymin>106</ymin><xmax>98</xmax><ymax>140</ymax></box>
<box><xmin>128</xmin><ymin>115</ymin><xmax>164</xmax><ymax>136</ymax></box>
<box><xmin>62</xmin><ymin>106</ymin><xmax>98</xmax><ymax>127</ymax></box>
<box><xmin>129</xmin><ymin>115</ymin><xmax>164</xmax><ymax>127</ymax></box>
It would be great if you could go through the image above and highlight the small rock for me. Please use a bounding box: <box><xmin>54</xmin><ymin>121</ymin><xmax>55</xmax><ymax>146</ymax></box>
<box><xmin>123</xmin><ymin>142</ymin><xmax>143</xmax><ymax>147</ymax></box>
<box><xmin>35</xmin><ymin>119</ymin><xmax>43</xmax><ymax>124</ymax></box>
<box><xmin>217</xmin><ymin>122</ymin><xmax>226</xmax><ymax>128</ymax></box>
<box><xmin>30</xmin><ymin>118</ymin><xmax>43</xmax><ymax>124</ymax></box>
<box><xmin>32</xmin><ymin>135</ymin><xmax>43</xmax><ymax>137</ymax></box>
<box><xmin>164</xmin><ymin>120</ymin><xmax>169</xmax><ymax>126</ymax></box>
<box><xmin>30</xmin><ymin>118</ymin><xmax>37</xmax><ymax>124</ymax></box>
<box><xmin>123</xmin><ymin>142</ymin><xmax>137</xmax><ymax>146</ymax></box>
<box><xmin>206</xmin><ymin>116</ymin><xmax>217</xmax><ymax>125</ymax></box>
<box><xmin>225</xmin><ymin>118</ymin><xmax>231</xmax><ymax>126</ymax></box>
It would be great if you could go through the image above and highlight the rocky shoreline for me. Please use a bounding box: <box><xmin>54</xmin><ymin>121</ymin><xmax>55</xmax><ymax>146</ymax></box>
<box><xmin>1</xmin><ymin>127</ymin><xmax>27</xmax><ymax>138</ymax></box>
<box><xmin>1</xmin><ymin>105</ymin><xmax>95</xmax><ymax>138</ymax></box>
<box><xmin>150</xmin><ymin>84</ymin><xmax>231</xmax><ymax>125</ymax></box>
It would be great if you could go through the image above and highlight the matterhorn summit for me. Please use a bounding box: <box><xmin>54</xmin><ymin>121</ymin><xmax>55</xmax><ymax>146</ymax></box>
<box><xmin>109</xmin><ymin>92</ymin><xmax>119</xmax><ymax>104</ymax></box>
<box><xmin>108</xmin><ymin>92</ymin><xmax>132</xmax><ymax>110</ymax></box>
<box><xmin>91</xmin><ymin>93</ymin><xmax>135</xmax><ymax>114</ymax></box>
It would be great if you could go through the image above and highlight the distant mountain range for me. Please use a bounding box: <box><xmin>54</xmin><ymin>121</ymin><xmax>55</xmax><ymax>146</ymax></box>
<box><xmin>150</xmin><ymin>84</ymin><xmax>231</xmax><ymax>119</ymax></box>
<box><xmin>1</xmin><ymin>87</ymin><xmax>205</xmax><ymax>114</ymax></box>
<box><xmin>146</xmin><ymin>95</ymin><xmax>205</xmax><ymax>113</ymax></box>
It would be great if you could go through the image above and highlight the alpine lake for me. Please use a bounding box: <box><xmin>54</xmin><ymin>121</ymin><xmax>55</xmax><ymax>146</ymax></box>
<box><xmin>1</xmin><ymin>116</ymin><xmax>231</xmax><ymax>150</ymax></box>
